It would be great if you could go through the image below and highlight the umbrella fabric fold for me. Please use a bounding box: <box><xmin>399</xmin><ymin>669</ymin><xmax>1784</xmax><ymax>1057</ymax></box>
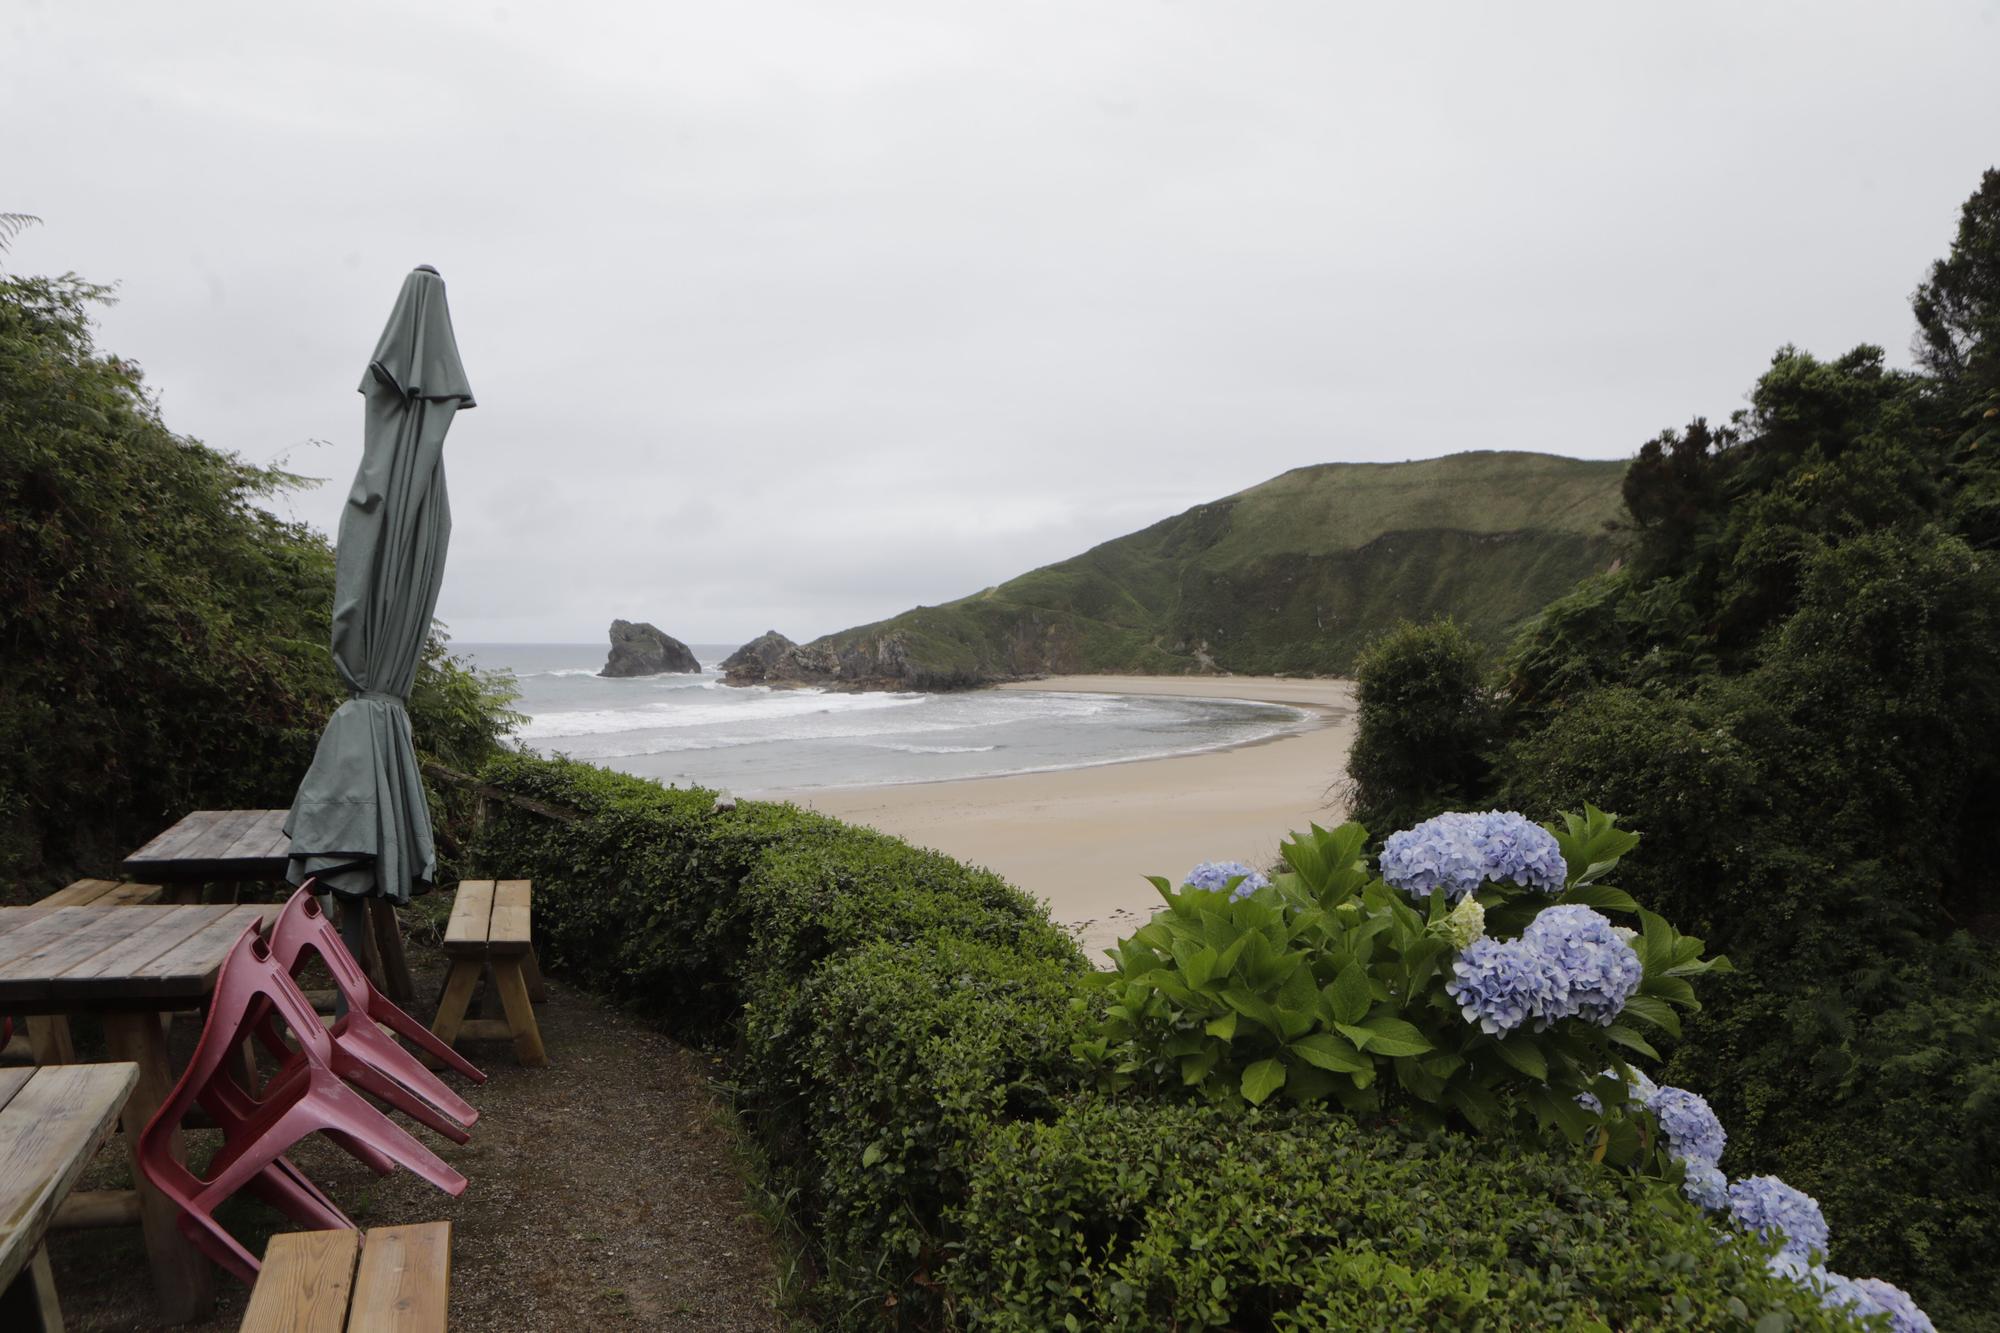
<box><xmin>286</xmin><ymin>267</ymin><xmax>474</xmax><ymax>903</ymax></box>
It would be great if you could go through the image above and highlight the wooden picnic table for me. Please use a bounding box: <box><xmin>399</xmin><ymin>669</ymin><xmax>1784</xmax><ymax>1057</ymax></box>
<box><xmin>120</xmin><ymin>809</ymin><xmax>415</xmax><ymax>1005</ymax></box>
<box><xmin>0</xmin><ymin>1062</ymin><xmax>140</xmax><ymax>1331</ymax></box>
<box><xmin>0</xmin><ymin>903</ymin><xmax>277</xmax><ymax>1324</ymax></box>
<box><xmin>120</xmin><ymin>809</ymin><xmax>292</xmax><ymax>886</ymax></box>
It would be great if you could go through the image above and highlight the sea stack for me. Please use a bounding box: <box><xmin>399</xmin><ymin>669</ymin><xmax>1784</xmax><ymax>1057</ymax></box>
<box><xmin>720</xmin><ymin>630</ymin><xmax>798</xmax><ymax>685</ymax></box>
<box><xmin>599</xmin><ymin>619</ymin><xmax>701</xmax><ymax>677</ymax></box>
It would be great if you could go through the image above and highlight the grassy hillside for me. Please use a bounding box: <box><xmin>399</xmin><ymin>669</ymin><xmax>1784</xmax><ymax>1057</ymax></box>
<box><xmin>762</xmin><ymin>452</ymin><xmax>1626</xmax><ymax>686</ymax></box>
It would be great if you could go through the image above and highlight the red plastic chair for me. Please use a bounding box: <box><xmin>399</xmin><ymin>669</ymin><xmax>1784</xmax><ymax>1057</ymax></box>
<box><xmin>266</xmin><ymin>885</ymin><xmax>484</xmax><ymax>1128</ymax></box>
<box><xmin>139</xmin><ymin>925</ymin><xmax>467</xmax><ymax>1283</ymax></box>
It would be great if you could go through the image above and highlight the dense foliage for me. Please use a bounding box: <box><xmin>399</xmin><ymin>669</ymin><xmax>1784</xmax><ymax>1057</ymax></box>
<box><xmin>0</xmin><ymin>273</ymin><xmax>516</xmax><ymax>892</ymax></box>
<box><xmin>470</xmin><ymin>756</ymin><xmax>1876</xmax><ymax>1329</ymax></box>
<box><xmin>949</xmin><ymin>1099</ymin><xmax>1847</xmax><ymax>1332</ymax></box>
<box><xmin>1344</xmin><ymin>617</ymin><xmax>1496</xmax><ymax>832</ymax></box>
<box><xmin>1348</xmin><ymin>169</ymin><xmax>2000</xmax><ymax>1330</ymax></box>
<box><xmin>1082</xmin><ymin>812</ymin><xmax>1724</xmax><ymax>1152</ymax></box>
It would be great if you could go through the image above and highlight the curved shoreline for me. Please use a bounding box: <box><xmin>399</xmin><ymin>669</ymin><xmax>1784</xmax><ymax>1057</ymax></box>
<box><xmin>774</xmin><ymin>674</ymin><xmax>1358</xmax><ymax>959</ymax></box>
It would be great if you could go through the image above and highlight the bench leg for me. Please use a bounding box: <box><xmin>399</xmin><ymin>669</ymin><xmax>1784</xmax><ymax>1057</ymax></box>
<box><xmin>26</xmin><ymin>1015</ymin><xmax>74</xmax><ymax>1065</ymax></box>
<box><xmin>103</xmin><ymin>1010</ymin><xmax>214</xmax><ymax>1323</ymax></box>
<box><xmin>492</xmin><ymin>959</ymin><xmax>547</xmax><ymax>1067</ymax></box>
<box><xmin>429</xmin><ymin>958</ymin><xmax>483</xmax><ymax>1064</ymax></box>
<box><xmin>520</xmin><ymin>946</ymin><xmax>548</xmax><ymax>1004</ymax></box>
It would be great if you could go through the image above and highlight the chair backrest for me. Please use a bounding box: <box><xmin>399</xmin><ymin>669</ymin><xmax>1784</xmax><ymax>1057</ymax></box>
<box><xmin>267</xmin><ymin>882</ymin><xmax>376</xmax><ymax>1008</ymax></box>
<box><xmin>142</xmin><ymin>924</ymin><xmax>333</xmax><ymax>1157</ymax></box>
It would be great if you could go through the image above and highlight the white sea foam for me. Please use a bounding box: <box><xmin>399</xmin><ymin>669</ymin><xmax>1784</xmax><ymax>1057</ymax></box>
<box><xmin>869</xmin><ymin>742</ymin><xmax>1001</xmax><ymax>754</ymax></box>
<box><xmin>517</xmin><ymin>687</ymin><xmax>930</xmax><ymax>740</ymax></box>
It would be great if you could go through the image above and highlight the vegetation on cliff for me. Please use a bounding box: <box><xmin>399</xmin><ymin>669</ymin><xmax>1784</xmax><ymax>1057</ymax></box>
<box><xmin>755</xmin><ymin>451</ymin><xmax>1625</xmax><ymax>689</ymax></box>
<box><xmin>1346</xmin><ymin>168</ymin><xmax>2000</xmax><ymax>1331</ymax></box>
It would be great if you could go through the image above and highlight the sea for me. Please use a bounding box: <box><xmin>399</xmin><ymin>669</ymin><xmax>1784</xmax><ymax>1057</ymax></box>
<box><xmin>455</xmin><ymin>643</ymin><xmax>1308</xmax><ymax>796</ymax></box>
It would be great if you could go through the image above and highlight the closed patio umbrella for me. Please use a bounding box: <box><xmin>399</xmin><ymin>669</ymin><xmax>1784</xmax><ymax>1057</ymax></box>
<box><xmin>285</xmin><ymin>266</ymin><xmax>473</xmax><ymax>930</ymax></box>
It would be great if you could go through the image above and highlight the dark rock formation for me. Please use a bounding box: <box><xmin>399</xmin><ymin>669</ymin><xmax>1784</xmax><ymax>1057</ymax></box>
<box><xmin>599</xmin><ymin>620</ymin><xmax>701</xmax><ymax>677</ymax></box>
<box><xmin>737</xmin><ymin>630</ymin><xmax>992</xmax><ymax>692</ymax></box>
<box><xmin>719</xmin><ymin>630</ymin><xmax>798</xmax><ymax>685</ymax></box>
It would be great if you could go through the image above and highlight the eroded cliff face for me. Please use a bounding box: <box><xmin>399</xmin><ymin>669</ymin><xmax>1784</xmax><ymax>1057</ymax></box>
<box><xmin>599</xmin><ymin>619</ymin><xmax>701</xmax><ymax>677</ymax></box>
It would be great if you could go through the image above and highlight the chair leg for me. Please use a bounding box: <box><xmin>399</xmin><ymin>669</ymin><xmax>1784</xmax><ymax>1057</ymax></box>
<box><xmin>492</xmin><ymin>959</ymin><xmax>547</xmax><ymax>1068</ymax></box>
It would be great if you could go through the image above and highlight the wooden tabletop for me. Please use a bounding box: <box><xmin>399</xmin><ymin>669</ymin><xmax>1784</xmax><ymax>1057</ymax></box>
<box><xmin>0</xmin><ymin>904</ymin><xmax>275</xmax><ymax>1013</ymax></box>
<box><xmin>121</xmin><ymin>809</ymin><xmax>293</xmax><ymax>883</ymax></box>
<box><xmin>0</xmin><ymin>1062</ymin><xmax>140</xmax><ymax>1292</ymax></box>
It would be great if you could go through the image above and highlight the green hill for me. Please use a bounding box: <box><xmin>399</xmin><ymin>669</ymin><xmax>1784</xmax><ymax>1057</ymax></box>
<box><xmin>742</xmin><ymin>451</ymin><xmax>1627</xmax><ymax>688</ymax></box>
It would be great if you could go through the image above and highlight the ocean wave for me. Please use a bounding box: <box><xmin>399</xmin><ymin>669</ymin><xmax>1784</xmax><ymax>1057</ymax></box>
<box><xmin>868</xmin><ymin>742</ymin><xmax>1001</xmax><ymax>754</ymax></box>
<box><xmin>517</xmin><ymin>688</ymin><xmax>929</xmax><ymax>740</ymax></box>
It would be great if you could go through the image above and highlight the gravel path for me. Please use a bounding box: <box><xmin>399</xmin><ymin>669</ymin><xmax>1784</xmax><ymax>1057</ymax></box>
<box><xmin>41</xmin><ymin>950</ymin><xmax>787</xmax><ymax>1331</ymax></box>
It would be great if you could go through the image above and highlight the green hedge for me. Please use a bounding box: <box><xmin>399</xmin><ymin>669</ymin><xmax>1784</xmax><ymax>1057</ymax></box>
<box><xmin>947</xmin><ymin>1098</ymin><xmax>1856</xmax><ymax>1331</ymax></box>
<box><xmin>468</xmin><ymin>754</ymin><xmax>1861</xmax><ymax>1330</ymax></box>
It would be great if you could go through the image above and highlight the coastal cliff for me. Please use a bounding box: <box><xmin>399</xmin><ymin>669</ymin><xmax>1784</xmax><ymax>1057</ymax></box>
<box><xmin>600</xmin><ymin>620</ymin><xmax>701</xmax><ymax>677</ymax></box>
<box><xmin>737</xmin><ymin>451</ymin><xmax>1626</xmax><ymax>691</ymax></box>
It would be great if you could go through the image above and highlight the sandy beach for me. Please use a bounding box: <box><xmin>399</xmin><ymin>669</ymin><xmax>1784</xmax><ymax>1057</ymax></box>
<box><xmin>778</xmin><ymin>675</ymin><xmax>1357</xmax><ymax>958</ymax></box>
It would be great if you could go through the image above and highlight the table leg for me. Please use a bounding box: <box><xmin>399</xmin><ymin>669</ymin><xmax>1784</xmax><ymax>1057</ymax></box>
<box><xmin>367</xmin><ymin>897</ymin><xmax>417</xmax><ymax>1005</ymax></box>
<box><xmin>102</xmin><ymin>1010</ymin><xmax>214</xmax><ymax>1324</ymax></box>
<box><xmin>0</xmin><ymin>1241</ymin><xmax>65</xmax><ymax>1331</ymax></box>
<box><xmin>26</xmin><ymin>1015</ymin><xmax>75</xmax><ymax>1064</ymax></box>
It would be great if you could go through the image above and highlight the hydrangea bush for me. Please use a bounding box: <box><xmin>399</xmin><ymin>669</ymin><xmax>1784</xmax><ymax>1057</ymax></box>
<box><xmin>1080</xmin><ymin>805</ymin><xmax>1936</xmax><ymax>1330</ymax></box>
<box><xmin>1081</xmin><ymin>806</ymin><xmax>1723</xmax><ymax>1153</ymax></box>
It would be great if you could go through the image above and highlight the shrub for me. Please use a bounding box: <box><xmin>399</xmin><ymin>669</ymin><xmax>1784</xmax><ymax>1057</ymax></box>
<box><xmin>946</xmin><ymin>1096</ymin><xmax>1858</xmax><ymax>1331</ymax></box>
<box><xmin>1345</xmin><ymin>619</ymin><xmax>1495</xmax><ymax>833</ymax></box>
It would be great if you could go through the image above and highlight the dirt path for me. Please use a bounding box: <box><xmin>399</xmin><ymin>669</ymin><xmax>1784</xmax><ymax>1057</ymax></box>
<box><xmin>43</xmin><ymin>950</ymin><xmax>786</xmax><ymax>1331</ymax></box>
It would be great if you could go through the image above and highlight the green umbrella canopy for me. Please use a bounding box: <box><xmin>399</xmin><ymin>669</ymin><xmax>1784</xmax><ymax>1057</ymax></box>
<box><xmin>285</xmin><ymin>266</ymin><xmax>474</xmax><ymax>902</ymax></box>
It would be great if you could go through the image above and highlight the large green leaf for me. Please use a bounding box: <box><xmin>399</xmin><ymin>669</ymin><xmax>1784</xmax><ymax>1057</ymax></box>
<box><xmin>1601</xmin><ymin>1024</ymin><xmax>1660</xmax><ymax>1060</ymax></box>
<box><xmin>1289</xmin><ymin>1031</ymin><xmax>1370</xmax><ymax>1074</ymax></box>
<box><xmin>1619</xmin><ymin>993</ymin><xmax>1681</xmax><ymax>1036</ymax></box>
<box><xmin>1493</xmin><ymin>1036</ymin><xmax>1548</xmax><ymax>1080</ymax></box>
<box><xmin>1241</xmin><ymin>1058</ymin><xmax>1287</xmax><ymax>1105</ymax></box>
<box><xmin>1355</xmin><ymin>1014</ymin><xmax>1434</xmax><ymax>1056</ymax></box>
<box><xmin>1329</xmin><ymin>960</ymin><xmax>1371</xmax><ymax>1026</ymax></box>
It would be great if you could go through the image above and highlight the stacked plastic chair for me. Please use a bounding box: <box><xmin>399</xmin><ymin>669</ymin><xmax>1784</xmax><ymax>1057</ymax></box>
<box><xmin>139</xmin><ymin>886</ymin><xmax>485</xmax><ymax>1283</ymax></box>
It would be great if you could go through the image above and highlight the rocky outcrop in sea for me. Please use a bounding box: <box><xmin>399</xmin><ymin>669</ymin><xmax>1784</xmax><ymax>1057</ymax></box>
<box><xmin>719</xmin><ymin>630</ymin><xmax>798</xmax><ymax>685</ymax></box>
<box><xmin>724</xmin><ymin>629</ymin><xmax>994</xmax><ymax>692</ymax></box>
<box><xmin>599</xmin><ymin>619</ymin><xmax>701</xmax><ymax>677</ymax></box>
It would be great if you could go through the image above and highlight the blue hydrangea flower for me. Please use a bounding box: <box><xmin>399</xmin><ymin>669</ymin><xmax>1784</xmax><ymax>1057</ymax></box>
<box><xmin>1680</xmin><ymin>1160</ymin><xmax>1727</xmax><ymax>1211</ymax></box>
<box><xmin>1727</xmin><ymin>1175</ymin><xmax>1830</xmax><ymax>1261</ymax></box>
<box><xmin>1444</xmin><ymin>937</ymin><xmax>1565</xmax><ymax>1035</ymax></box>
<box><xmin>1646</xmin><ymin>1085</ymin><xmax>1726</xmax><ymax>1170</ymax></box>
<box><xmin>1183</xmin><ymin>860</ymin><xmax>1269</xmax><ymax>901</ymax></box>
<box><xmin>1765</xmin><ymin>1258</ymin><xmax>1934</xmax><ymax>1332</ymax></box>
<box><xmin>1522</xmin><ymin>905</ymin><xmax>1643</xmax><ymax>1025</ymax></box>
<box><xmin>1847</xmin><ymin>1277</ymin><xmax>1936</xmax><ymax>1333</ymax></box>
<box><xmin>1381</xmin><ymin>810</ymin><xmax>1566</xmax><ymax>902</ymax></box>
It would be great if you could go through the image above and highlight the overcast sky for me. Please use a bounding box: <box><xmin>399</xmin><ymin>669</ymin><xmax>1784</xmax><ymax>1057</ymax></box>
<box><xmin>6</xmin><ymin>2</ymin><xmax>1998</xmax><ymax>644</ymax></box>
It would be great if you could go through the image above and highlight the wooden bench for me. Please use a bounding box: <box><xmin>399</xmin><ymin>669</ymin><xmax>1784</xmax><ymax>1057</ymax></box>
<box><xmin>430</xmin><ymin>881</ymin><xmax>546</xmax><ymax>1067</ymax></box>
<box><xmin>0</xmin><ymin>1062</ymin><xmax>140</xmax><ymax>1332</ymax></box>
<box><xmin>240</xmin><ymin>1222</ymin><xmax>451</xmax><ymax>1332</ymax></box>
<box><xmin>4</xmin><ymin>882</ymin><xmax>164</xmax><ymax>1065</ymax></box>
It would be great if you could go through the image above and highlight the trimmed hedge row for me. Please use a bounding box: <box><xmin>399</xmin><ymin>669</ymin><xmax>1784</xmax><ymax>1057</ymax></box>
<box><xmin>948</xmin><ymin>1099</ymin><xmax>1845</xmax><ymax>1331</ymax></box>
<box><xmin>467</xmin><ymin>754</ymin><xmax>1860</xmax><ymax>1330</ymax></box>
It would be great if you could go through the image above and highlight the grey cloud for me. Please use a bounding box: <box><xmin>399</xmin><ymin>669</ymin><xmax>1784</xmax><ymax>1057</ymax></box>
<box><xmin>5</xmin><ymin>1</ymin><xmax>1997</xmax><ymax>644</ymax></box>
